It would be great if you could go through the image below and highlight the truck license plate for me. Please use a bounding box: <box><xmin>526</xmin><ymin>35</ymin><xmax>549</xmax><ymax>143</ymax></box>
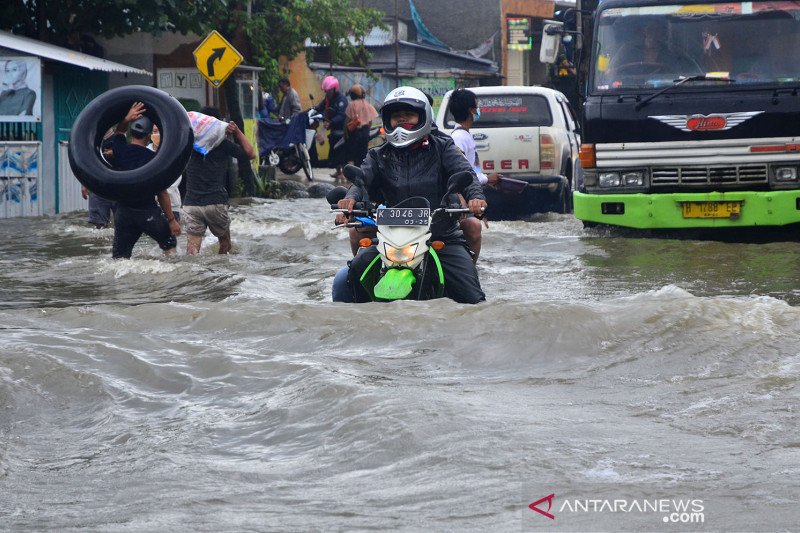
<box><xmin>681</xmin><ymin>201</ymin><xmax>741</xmax><ymax>219</ymax></box>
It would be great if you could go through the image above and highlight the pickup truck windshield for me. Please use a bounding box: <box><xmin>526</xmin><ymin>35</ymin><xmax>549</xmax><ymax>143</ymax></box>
<box><xmin>443</xmin><ymin>94</ymin><xmax>552</xmax><ymax>128</ymax></box>
<box><xmin>592</xmin><ymin>1</ymin><xmax>800</xmax><ymax>92</ymax></box>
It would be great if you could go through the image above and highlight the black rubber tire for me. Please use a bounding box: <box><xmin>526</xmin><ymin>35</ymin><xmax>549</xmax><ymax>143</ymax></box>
<box><xmin>278</xmin><ymin>152</ymin><xmax>302</xmax><ymax>175</ymax></box>
<box><xmin>68</xmin><ymin>85</ymin><xmax>194</xmax><ymax>202</ymax></box>
<box><xmin>300</xmin><ymin>144</ymin><xmax>313</xmax><ymax>181</ymax></box>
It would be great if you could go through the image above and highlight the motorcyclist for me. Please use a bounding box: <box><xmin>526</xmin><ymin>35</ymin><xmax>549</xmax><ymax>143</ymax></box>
<box><xmin>315</xmin><ymin>75</ymin><xmax>348</xmax><ymax>180</ymax></box>
<box><xmin>333</xmin><ymin>86</ymin><xmax>487</xmax><ymax>304</ymax></box>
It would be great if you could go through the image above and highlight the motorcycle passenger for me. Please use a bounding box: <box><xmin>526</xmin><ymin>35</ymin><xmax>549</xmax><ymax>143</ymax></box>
<box><xmin>333</xmin><ymin>86</ymin><xmax>487</xmax><ymax>304</ymax></box>
<box><xmin>315</xmin><ymin>75</ymin><xmax>348</xmax><ymax>180</ymax></box>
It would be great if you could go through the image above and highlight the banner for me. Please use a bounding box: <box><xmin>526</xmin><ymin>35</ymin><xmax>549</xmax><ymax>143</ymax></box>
<box><xmin>409</xmin><ymin>0</ymin><xmax>448</xmax><ymax>49</ymax></box>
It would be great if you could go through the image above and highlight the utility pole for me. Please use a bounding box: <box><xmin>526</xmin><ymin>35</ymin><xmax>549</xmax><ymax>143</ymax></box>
<box><xmin>394</xmin><ymin>0</ymin><xmax>400</xmax><ymax>87</ymax></box>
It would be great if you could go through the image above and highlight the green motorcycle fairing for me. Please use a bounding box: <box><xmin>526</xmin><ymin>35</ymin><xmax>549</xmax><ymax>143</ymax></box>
<box><xmin>374</xmin><ymin>268</ymin><xmax>416</xmax><ymax>300</ymax></box>
<box><xmin>359</xmin><ymin>249</ymin><xmax>446</xmax><ymax>301</ymax></box>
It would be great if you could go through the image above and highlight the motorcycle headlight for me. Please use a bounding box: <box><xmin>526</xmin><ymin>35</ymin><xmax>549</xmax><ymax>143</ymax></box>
<box><xmin>599</xmin><ymin>172</ymin><xmax>621</xmax><ymax>187</ymax></box>
<box><xmin>384</xmin><ymin>243</ymin><xmax>419</xmax><ymax>264</ymax></box>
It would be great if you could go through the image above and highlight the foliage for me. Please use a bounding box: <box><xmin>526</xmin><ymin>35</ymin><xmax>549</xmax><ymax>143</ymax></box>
<box><xmin>253</xmin><ymin>165</ymin><xmax>285</xmax><ymax>198</ymax></box>
<box><xmin>240</xmin><ymin>0</ymin><xmax>385</xmax><ymax>89</ymax></box>
<box><xmin>0</xmin><ymin>0</ymin><xmax>227</xmax><ymax>45</ymax></box>
<box><xmin>2</xmin><ymin>0</ymin><xmax>384</xmax><ymax>89</ymax></box>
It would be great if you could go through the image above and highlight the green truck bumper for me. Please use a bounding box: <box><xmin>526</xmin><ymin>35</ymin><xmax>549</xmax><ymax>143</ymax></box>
<box><xmin>573</xmin><ymin>190</ymin><xmax>800</xmax><ymax>229</ymax></box>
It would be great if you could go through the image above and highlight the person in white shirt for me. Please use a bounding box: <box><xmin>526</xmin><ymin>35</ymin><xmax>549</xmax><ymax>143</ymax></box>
<box><xmin>447</xmin><ymin>89</ymin><xmax>500</xmax><ymax>263</ymax></box>
<box><xmin>149</xmin><ymin>125</ymin><xmax>182</xmax><ymax>222</ymax></box>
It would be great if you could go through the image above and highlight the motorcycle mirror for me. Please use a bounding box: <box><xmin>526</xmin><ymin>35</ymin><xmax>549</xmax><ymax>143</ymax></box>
<box><xmin>343</xmin><ymin>164</ymin><xmax>367</xmax><ymax>188</ymax></box>
<box><xmin>326</xmin><ymin>186</ymin><xmax>349</xmax><ymax>205</ymax></box>
<box><xmin>446</xmin><ymin>171</ymin><xmax>475</xmax><ymax>195</ymax></box>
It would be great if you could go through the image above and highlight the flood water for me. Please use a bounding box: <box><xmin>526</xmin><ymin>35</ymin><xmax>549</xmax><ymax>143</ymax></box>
<box><xmin>1</xmin><ymin>197</ymin><xmax>800</xmax><ymax>531</ymax></box>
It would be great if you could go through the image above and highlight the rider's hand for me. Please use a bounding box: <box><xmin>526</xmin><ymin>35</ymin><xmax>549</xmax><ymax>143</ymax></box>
<box><xmin>487</xmin><ymin>173</ymin><xmax>502</xmax><ymax>187</ymax></box>
<box><xmin>335</xmin><ymin>198</ymin><xmax>356</xmax><ymax>225</ymax></box>
<box><xmin>467</xmin><ymin>198</ymin><xmax>487</xmax><ymax>216</ymax></box>
<box><xmin>81</xmin><ymin>185</ymin><xmax>89</xmax><ymax>200</ymax></box>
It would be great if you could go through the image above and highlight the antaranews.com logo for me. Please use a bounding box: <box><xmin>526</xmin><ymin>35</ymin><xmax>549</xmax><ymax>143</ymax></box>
<box><xmin>529</xmin><ymin>493</ymin><xmax>705</xmax><ymax>524</ymax></box>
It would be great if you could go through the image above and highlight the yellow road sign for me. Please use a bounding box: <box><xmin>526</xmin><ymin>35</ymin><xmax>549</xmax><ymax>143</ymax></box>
<box><xmin>193</xmin><ymin>30</ymin><xmax>243</xmax><ymax>87</ymax></box>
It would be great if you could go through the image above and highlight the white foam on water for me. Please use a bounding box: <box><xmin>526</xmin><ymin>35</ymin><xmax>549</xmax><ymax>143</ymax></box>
<box><xmin>95</xmin><ymin>257</ymin><xmax>182</xmax><ymax>279</ymax></box>
<box><xmin>583</xmin><ymin>459</ymin><xmax>623</xmax><ymax>481</ymax></box>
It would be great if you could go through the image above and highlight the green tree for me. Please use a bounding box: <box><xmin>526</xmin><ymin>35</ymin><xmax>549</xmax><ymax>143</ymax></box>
<box><xmin>0</xmin><ymin>0</ymin><xmax>227</xmax><ymax>45</ymax></box>
<box><xmin>238</xmin><ymin>0</ymin><xmax>384</xmax><ymax>90</ymax></box>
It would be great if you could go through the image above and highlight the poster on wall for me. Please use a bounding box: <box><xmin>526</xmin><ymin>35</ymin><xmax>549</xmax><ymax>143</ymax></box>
<box><xmin>0</xmin><ymin>143</ymin><xmax>40</xmax><ymax>218</ymax></box>
<box><xmin>0</xmin><ymin>57</ymin><xmax>42</xmax><ymax>122</ymax></box>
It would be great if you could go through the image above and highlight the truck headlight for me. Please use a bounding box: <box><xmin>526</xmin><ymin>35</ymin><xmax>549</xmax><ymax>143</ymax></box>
<box><xmin>622</xmin><ymin>171</ymin><xmax>644</xmax><ymax>186</ymax></box>
<box><xmin>599</xmin><ymin>172</ymin><xmax>621</xmax><ymax>187</ymax></box>
<box><xmin>384</xmin><ymin>243</ymin><xmax>418</xmax><ymax>264</ymax></box>
<box><xmin>775</xmin><ymin>167</ymin><xmax>798</xmax><ymax>182</ymax></box>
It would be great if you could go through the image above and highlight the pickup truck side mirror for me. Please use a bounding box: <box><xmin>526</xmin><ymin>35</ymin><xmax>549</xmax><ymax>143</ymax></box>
<box><xmin>540</xmin><ymin>20</ymin><xmax>564</xmax><ymax>64</ymax></box>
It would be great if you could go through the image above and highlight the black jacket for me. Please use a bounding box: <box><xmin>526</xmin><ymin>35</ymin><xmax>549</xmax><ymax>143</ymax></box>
<box><xmin>345</xmin><ymin>132</ymin><xmax>485</xmax><ymax>238</ymax></box>
<box><xmin>314</xmin><ymin>91</ymin><xmax>348</xmax><ymax>133</ymax></box>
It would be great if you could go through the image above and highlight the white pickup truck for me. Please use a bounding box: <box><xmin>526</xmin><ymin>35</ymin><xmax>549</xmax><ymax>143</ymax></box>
<box><xmin>435</xmin><ymin>85</ymin><xmax>581</xmax><ymax>217</ymax></box>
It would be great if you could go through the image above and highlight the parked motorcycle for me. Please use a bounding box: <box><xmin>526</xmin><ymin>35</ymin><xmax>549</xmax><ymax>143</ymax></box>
<box><xmin>330</xmin><ymin>165</ymin><xmax>475</xmax><ymax>302</ymax></box>
<box><xmin>257</xmin><ymin>107</ymin><xmax>322</xmax><ymax>181</ymax></box>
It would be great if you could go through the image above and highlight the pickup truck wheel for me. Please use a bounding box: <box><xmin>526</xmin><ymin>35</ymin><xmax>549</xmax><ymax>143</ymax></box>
<box><xmin>562</xmin><ymin>164</ymin><xmax>574</xmax><ymax>213</ymax></box>
<box><xmin>555</xmin><ymin>186</ymin><xmax>569</xmax><ymax>215</ymax></box>
<box><xmin>68</xmin><ymin>85</ymin><xmax>193</xmax><ymax>202</ymax></box>
<box><xmin>553</xmin><ymin>181</ymin><xmax>571</xmax><ymax>214</ymax></box>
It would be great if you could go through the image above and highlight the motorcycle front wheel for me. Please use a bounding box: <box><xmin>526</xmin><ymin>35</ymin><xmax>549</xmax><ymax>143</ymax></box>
<box><xmin>278</xmin><ymin>152</ymin><xmax>302</xmax><ymax>175</ymax></box>
<box><xmin>300</xmin><ymin>144</ymin><xmax>313</xmax><ymax>181</ymax></box>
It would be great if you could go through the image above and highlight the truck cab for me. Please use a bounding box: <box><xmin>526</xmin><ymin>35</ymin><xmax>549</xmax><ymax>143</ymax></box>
<box><xmin>550</xmin><ymin>0</ymin><xmax>800</xmax><ymax>230</ymax></box>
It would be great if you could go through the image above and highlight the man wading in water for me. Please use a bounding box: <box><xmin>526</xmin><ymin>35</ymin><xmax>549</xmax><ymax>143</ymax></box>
<box><xmin>110</xmin><ymin>102</ymin><xmax>180</xmax><ymax>259</ymax></box>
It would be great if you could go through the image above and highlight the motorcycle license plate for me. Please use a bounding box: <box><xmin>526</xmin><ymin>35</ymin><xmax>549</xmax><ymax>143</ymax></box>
<box><xmin>376</xmin><ymin>208</ymin><xmax>430</xmax><ymax>226</ymax></box>
<box><xmin>681</xmin><ymin>201</ymin><xmax>741</xmax><ymax>219</ymax></box>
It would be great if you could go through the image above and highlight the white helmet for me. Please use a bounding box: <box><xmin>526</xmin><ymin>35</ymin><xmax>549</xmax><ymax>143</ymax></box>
<box><xmin>381</xmin><ymin>86</ymin><xmax>432</xmax><ymax>148</ymax></box>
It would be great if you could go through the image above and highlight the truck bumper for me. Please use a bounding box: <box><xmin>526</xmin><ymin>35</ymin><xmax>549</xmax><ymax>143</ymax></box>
<box><xmin>573</xmin><ymin>190</ymin><xmax>800</xmax><ymax>229</ymax></box>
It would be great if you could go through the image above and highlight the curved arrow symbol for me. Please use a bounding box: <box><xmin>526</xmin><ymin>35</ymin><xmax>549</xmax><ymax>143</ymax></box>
<box><xmin>206</xmin><ymin>47</ymin><xmax>226</xmax><ymax>77</ymax></box>
<box><xmin>529</xmin><ymin>493</ymin><xmax>555</xmax><ymax>520</ymax></box>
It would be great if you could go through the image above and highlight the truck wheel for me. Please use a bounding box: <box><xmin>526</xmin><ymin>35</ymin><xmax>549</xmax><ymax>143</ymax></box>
<box><xmin>68</xmin><ymin>85</ymin><xmax>193</xmax><ymax>202</ymax></box>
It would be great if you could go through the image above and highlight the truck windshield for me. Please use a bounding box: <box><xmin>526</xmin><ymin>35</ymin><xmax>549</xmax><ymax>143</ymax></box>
<box><xmin>592</xmin><ymin>1</ymin><xmax>800</xmax><ymax>92</ymax></box>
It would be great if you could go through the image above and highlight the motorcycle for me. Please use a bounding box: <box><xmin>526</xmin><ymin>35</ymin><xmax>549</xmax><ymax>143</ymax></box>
<box><xmin>257</xmin><ymin>107</ymin><xmax>323</xmax><ymax>181</ymax></box>
<box><xmin>329</xmin><ymin>165</ymin><xmax>475</xmax><ymax>302</ymax></box>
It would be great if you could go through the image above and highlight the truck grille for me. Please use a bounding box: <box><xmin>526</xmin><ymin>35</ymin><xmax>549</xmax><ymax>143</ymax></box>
<box><xmin>651</xmin><ymin>165</ymin><xmax>768</xmax><ymax>186</ymax></box>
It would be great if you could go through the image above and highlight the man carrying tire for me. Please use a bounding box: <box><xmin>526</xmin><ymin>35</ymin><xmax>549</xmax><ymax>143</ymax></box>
<box><xmin>110</xmin><ymin>102</ymin><xmax>181</xmax><ymax>259</ymax></box>
<box><xmin>182</xmin><ymin>106</ymin><xmax>256</xmax><ymax>255</ymax></box>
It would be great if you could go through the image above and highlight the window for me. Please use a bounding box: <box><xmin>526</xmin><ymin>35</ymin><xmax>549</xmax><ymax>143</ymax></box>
<box><xmin>444</xmin><ymin>94</ymin><xmax>553</xmax><ymax>129</ymax></box>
